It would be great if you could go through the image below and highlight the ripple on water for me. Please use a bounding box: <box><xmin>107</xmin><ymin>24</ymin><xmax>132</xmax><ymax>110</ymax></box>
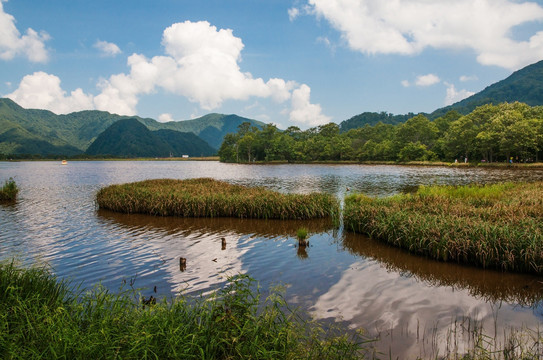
<box><xmin>1</xmin><ymin>161</ymin><xmax>543</xmax><ymax>358</ymax></box>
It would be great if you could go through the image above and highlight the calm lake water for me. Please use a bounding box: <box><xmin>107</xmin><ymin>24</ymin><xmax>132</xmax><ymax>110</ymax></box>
<box><xmin>1</xmin><ymin>161</ymin><xmax>543</xmax><ymax>358</ymax></box>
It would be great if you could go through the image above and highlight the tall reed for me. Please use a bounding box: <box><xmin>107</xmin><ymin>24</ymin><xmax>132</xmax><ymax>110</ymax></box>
<box><xmin>0</xmin><ymin>177</ymin><xmax>18</xmax><ymax>201</ymax></box>
<box><xmin>344</xmin><ymin>182</ymin><xmax>543</xmax><ymax>274</ymax></box>
<box><xmin>96</xmin><ymin>178</ymin><xmax>339</xmax><ymax>220</ymax></box>
<box><xmin>0</xmin><ymin>260</ymin><xmax>368</xmax><ymax>359</ymax></box>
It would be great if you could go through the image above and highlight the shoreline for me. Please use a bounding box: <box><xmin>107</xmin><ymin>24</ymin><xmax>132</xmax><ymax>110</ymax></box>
<box><xmin>3</xmin><ymin>157</ymin><xmax>543</xmax><ymax>169</ymax></box>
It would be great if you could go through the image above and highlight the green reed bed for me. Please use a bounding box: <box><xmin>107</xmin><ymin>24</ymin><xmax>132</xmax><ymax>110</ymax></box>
<box><xmin>0</xmin><ymin>178</ymin><xmax>18</xmax><ymax>201</ymax></box>
<box><xmin>96</xmin><ymin>178</ymin><xmax>339</xmax><ymax>220</ymax></box>
<box><xmin>0</xmin><ymin>260</ymin><xmax>368</xmax><ymax>360</ymax></box>
<box><xmin>344</xmin><ymin>182</ymin><xmax>543</xmax><ymax>274</ymax></box>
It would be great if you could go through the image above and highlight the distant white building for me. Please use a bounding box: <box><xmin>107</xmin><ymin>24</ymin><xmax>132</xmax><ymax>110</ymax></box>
<box><xmin>182</xmin><ymin>155</ymin><xmax>189</xmax><ymax>158</ymax></box>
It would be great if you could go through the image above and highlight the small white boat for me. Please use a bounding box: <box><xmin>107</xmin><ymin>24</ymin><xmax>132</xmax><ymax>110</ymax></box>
<box><xmin>61</xmin><ymin>160</ymin><xmax>68</xmax><ymax>165</ymax></box>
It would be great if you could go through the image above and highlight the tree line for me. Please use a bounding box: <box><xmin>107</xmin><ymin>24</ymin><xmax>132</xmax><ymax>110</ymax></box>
<box><xmin>218</xmin><ymin>102</ymin><xmax>543</xmax><ymax>163</ymax></box>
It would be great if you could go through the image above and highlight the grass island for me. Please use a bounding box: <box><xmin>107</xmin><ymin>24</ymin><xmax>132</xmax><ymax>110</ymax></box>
<box><xmin>96</xmin><ymin>178</ymin><xmax>339</xmax><ymax>220</ymax></box>
<box><xmin>344</xmin><ymin>181</ymin><xmax>543</xmax><ymax>274</ymax></box>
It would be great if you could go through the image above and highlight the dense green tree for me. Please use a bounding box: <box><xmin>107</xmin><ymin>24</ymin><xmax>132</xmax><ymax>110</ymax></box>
<box><xmin>218</xmin><ymin>102</ymin><xmax>543</xmax><ymax>164</ymax></box>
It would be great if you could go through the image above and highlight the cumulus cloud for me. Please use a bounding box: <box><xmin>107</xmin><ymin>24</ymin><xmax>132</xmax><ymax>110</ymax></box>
<box><xmin>289</xmin><ymin>84</ymin><xmax>331</xmax><ymax>126</ymax></box>
<box><xmin>0</xmin><ymin>1</ymin><xmax>50</xmax><ymax>62</ymax></box>
<box><xmin>444</xmin><ymin>82</ymin><xmax>475</xmax><ymax>105</ymax></box>
<box><xmin>415</xmin><ymin>74</ymin><xmax>441</xmax><ymax>87</ymax></box>
<box><xmin>6</xmin><ymin>72</ymin><xmax>93</xmax><ymax>113</ymax></box>
<box><xmin>92</xmin><ymin>20</ymin><xmax>329</xmax><ymax>124</ymax></box>
<box><xmin>94</xmin><ymin>40</ymin><xmax>122</xmax><ymax>57</ymax></box>
<box><xmin>308</xmin><ymin>0</ymin><xmax>543</xmax><ymax>70</ymax></box>
<box><xmin>7</xmin><ymin>20</ymin><xmax>329</xmax><ymax>125</ymax></box>
<box><xmin>158</xmin><ymin>113</ymin><xmax>174</xmax><ymax>123</ymax></box>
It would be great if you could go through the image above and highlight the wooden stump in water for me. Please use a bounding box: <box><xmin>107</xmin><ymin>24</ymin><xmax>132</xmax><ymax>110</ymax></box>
<box><xmin>221</xmin><ymin>237</ymin><xmax>226</xmax><ymax>250</ymax></box>
<box><xmin>180</xmin><ymin>257</ymin><xmax>187</xmax><ymax>272</ymax></box>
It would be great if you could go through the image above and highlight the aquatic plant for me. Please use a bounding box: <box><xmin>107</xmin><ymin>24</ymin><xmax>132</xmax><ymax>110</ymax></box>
<box><xmin>96</xmin><ymin>178</ymin><xmax>339</xmax><ymax>220</ymax></box>
<box><xmin>0</xmin><ymin>177</ymin><xmax>18</xmax><ymax>201</ymax></box>
<box><xmin>297</xmin><ymin>227</ymin><xmax>308</xmax><ymax>241</ymax></box>
<box><xmin>344</xmin><ymin>182</ymin><xmax>543</xmax><ymax>274</ymax></box>
<box><xmin>0</xmin><ymin>260</ymin><xmax>368</xmax><ymax>359</ymax></box>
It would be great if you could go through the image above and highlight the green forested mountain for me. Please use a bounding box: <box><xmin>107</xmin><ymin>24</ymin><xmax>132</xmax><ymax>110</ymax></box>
<box><xmin>138</xmin><ymin>113</ymin><xmax>265</xmax><ymax>149</ymax></box>
<box><xmin>339</xmin><ymin>59</ymin><xmax>543</xmax><ymax>130</ymax></box>
<box><xmin>153</xmin><ymin>129</ymin><xmax>216</xmax><ymax>157</ymax></box>
<box><xmin>0</xmin><ymin>98</ymin><xmax>263</xmax><ymax>156</ymax></box>
<box><xmin>339</xmin><ymin>112</ymin><xmax>416</xmax><ymax>132</ymax></box>
<box><xmin>430</xmin><ymin>60</ymin><xmax>543</xmax><ymax>119</ymax></box>
<box><xmin>85</xmin><ymin>118</ymin><xmax>216</xmax><ymax>157</ymax></box>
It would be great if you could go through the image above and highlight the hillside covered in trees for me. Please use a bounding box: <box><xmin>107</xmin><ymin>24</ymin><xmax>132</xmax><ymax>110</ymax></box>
<box><xmin>219</xmin><ymin>102</ymin><xmax>543</xmax><ymax>164</ymax></box>
<box><xmin>86</xmin><ymin>118</ymin><xmax>216</xmax><ymax>157</ymax></box>
<box><xmin>337</xmin><ymin>59</ymin><xmax>543</xmax><ymax>130</ymax></box>
<box><xmin>0</xmin><ymin>98</ymin><xmax>263</xmax><ymax>157</ymax></box>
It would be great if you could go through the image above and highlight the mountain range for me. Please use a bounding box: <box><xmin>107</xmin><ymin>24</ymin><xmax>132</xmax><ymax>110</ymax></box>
<box><xmin>0</xmin><ymin>98</ymin><xmax>264</xmax><ymax>156</ymax></box>
<box><xmin>2</xmin><ymin>59</ymin><xmax>543</xmax><ymax>157</ymax></box>
<box><xmin>340</xmin><ymin>59</ymin><xmax>543</xmax><ymax>131</ymax></box>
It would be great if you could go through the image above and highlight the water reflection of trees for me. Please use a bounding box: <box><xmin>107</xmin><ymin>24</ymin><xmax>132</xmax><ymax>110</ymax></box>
<box><xmin>342</xmin><ymin>233</ymin><xmax>543</xmax><ymax>306</ymax></box>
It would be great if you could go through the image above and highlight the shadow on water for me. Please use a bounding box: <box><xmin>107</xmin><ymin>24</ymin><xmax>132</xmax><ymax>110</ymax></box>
<box><xmin>341</xmin><ymin>232</ymin><xmax>543</xmax><ymax>307</ymax></box>
<box><xmin>97</xmin><ymin>209</ymin><xmax>336</xmax><ymax>239</ymax></box>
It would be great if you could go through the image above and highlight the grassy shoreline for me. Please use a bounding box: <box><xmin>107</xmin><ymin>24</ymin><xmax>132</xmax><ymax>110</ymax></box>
<box><xmin>97</xmin><ymin>178</ymin><xmax>339</xmax><ymax>220</ymax></box>
<box><xmin>222</xmin><ymin>159</ymin><xmax>543</xmax><ymax>168</ymax></box>
<box><xmin>344</xmin><ymin>182</ymin><xmax>543</xmax><ymax>274</ymax></box>
<box><xmin>0</xmin><ymin>260</ymin><xmax>367</xmax><ymax>359</ymax></box>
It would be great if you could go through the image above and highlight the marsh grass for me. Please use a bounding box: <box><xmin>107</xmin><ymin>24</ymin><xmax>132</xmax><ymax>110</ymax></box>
<box><xmin>0</xmin><ymin>177</ymin><xmax>18</xmax><ymax>201</ymax></box>
<box><xmin>96</xmin><ymin>178</ymin><xmax>339</xmax><ymax>220</ymax></box>
<box><xmin>0</xmin><ymin>260</ymin><xmax>369</xmax><ymax>359</ymax></box>
<box><xmin>297</xmin><ymin>227</ymin><xmax>308</xmax><ymax>241</ymax></box>
<box><xmin>344</xmin><ymin>182</ymin><xmax>543</xmax><ymax>274</ymax></box>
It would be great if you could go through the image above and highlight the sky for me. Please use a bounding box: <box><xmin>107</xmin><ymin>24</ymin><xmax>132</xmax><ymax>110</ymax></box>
<box><xmin>1</xmin><ymin>0</ymin><xmax>543</xmax><ymax>129</ymax></box>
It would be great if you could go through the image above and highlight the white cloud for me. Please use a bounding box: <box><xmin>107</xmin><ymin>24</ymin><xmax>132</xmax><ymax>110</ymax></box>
<box><xmin>91</xmin><ymin>20</ymin><xmax>328</xmax><ymax>125</ymax></box>
<box><xmin>6</xmin><ymin>20</ymin><xmax>329</xmax><ymax>126</ymax></box>
<box><xmin>94</xmin><ymin>40</ymin><xmax>122</xmax><ymax>57</ymax></box>
<box><xmin>158</xmin><ymin>113</ymin><xmax>174</xmax><ymax>123</ymax></box>
<box><xmin>401</xmin><ymin>80</ymin><xmax>410</xmax><ymax>87</ymax></box>
<box><xmin>289</xmin><ymin>84</ymin><xmax>331</xmax><ymax>126</ymax></box>
<box><xmin>460</xmin><ymin>75</ymin><xmax>478</xmax><ymax>82</ymax></box>
<box><xmin>0</xmin><ymin>1</ymin><xmax>50</xmax><ymax>62</ymax></box>
<box><xmin>6</xmin><ymin>72</ymin><xmax>94</xmax><ymax>113</ymax></box>
<box><xmin>308</xmin><ymin>0</ymin><xmax>543</xmax><ymax>70</ymax></box>
<box><xmin>288</xmin><ymin>7</ymin><xmax>300</xmax><ymax>21</ymax></box>
<box><xmin>415</xmin><ymin>73</ymin><xmax>440</xmax><ymax>87</ymax></box>
<box><xmin>444</xmin><ymin>82</ymin><xmax>475</xmax><ymax>105</ymax></box>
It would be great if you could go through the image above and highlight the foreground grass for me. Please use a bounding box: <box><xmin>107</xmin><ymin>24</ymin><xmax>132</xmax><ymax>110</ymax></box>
<box><xmin>344</xmin><ymin>182</ymin><xmax>543</xmax><ymax>274</ymax></box>
<box><xmin>0</xmin><ymin>178</ymin><xmax>18</xmax><ymax>201</ymax></box>
<box><xmin>97</xmin><ymin>178</ymin><xmax>339</xmax><ymax>220</ymax></box>
<box><xmin>0</xmin><ymin>261</ymin><xmax>368</xmax><ymax>359</ymax></box>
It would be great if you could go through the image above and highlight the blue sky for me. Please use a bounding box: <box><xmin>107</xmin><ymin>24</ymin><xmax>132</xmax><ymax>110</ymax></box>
<box><xmin>1</xmin><ymin>0</ymin><xmax>543</xmax><ymax>129</ymax></box>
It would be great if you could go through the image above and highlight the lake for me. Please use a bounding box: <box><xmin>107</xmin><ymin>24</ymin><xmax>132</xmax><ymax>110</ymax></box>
<box><xmin>1</xmin><ymin>161</ymin><xmax>543</xmax><ymax>358</ymax></box>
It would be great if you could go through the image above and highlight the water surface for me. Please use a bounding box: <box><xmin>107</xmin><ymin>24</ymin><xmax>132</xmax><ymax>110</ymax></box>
<box><xmin>1</xmin><ymin>161</ymin><xmax>543</xmax><ymax>358</ymax></box>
